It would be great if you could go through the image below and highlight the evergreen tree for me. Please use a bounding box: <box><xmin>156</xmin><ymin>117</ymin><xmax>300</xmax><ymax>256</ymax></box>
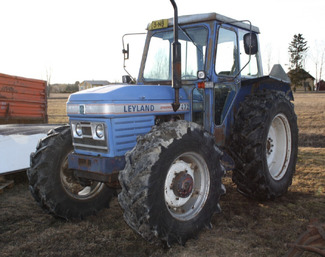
<box><xmin>288</xmin><ymin>33</ymin><xmax>308</xmax><ymax>70</ymax></box>
<box><xmin>288</xmin><ymin>34</ymin><xmax>309</xmax><ymax>88</ymax></box>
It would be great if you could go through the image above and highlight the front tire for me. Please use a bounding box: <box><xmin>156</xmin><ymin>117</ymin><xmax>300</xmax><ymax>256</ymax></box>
<box><xmin>229</xmin><ymin>91</ymin><xmax>298</xmax><ymax>200</ymax></box>
<box><xmin>118</xmin><ymin>121</ymin><xmax>225</xmax><ymax>246</ymax></box>
<box><xmin>27</xmin><ymin>125</ymin><xmax>114</xmax><ymax>219</ymax></box>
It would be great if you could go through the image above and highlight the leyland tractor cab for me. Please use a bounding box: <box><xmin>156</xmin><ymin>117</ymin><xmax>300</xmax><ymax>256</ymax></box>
<box><xmin>28</xmin><ymin>0</ymin><xmax>298</xmax><ymax>246</ymax></box>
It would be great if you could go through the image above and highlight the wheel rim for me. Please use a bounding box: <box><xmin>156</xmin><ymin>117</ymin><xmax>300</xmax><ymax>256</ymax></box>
<box><xmin>60</xmin><ymin>152</ymin><xmax>104</xmax><ymax>200</ymax></box>
<box><xmin>164</xmin><ymin>152</ymin><xmax>210</xmax><ymax>221</ymax></box>
<box><xmin>266</xmin><ymin>113</ymin><xmax>292</xmax><ymax>180</ymax></box>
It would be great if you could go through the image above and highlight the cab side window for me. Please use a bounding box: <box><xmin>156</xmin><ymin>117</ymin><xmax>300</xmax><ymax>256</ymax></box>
<box><xmin>215</xmin><ymin>28</ymin><xmax>238</xmax><ymax>76</ymax></box>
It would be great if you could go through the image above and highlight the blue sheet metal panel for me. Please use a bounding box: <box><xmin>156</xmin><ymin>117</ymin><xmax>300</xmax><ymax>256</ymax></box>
<box><xmin>66</xmin><ymin>84</ymin><xmax>190</xmax><ymax>119</ymax></box>
<box><xmin>240</xmin><ymin>76</ymin><xmax>293</xmax><ymax>99</ymax></box>
<box><xmin>111</xmin><ymin>115</ymin><xmax>155</xmax><ymax>155</ymax></box>
<box><xmin>68</xmin><ymin>84</ymin><xmax>185</xmax><ymax>102</ymax></box>
<box><xmin>66</xmin><ymin>100</ymin><xmax>190</xmax><ymax>119</ymax></box>
<box><xmin>68</xmin><ymin>152</ymin><xmax>125</xmax><ymax>175</ymax></box>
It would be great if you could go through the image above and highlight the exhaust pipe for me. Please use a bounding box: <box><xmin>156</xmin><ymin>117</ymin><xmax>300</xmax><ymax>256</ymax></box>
<box><xmin>170</xmin><ymin>0</ymin><xmax>181</xmax><ymax>112</ymax></box>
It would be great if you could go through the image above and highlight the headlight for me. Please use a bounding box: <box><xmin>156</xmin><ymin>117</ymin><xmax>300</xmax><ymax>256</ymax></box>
<box><xmin>95</xmin><ymin>124</ymin><xmax>104</xmax><ymax>138</ymax></box>
<box><xmin>75</xmin><ymin>123</ymin><xmax>83</xmax><ymax>137</ymax></box>
<box><xmin>197</xmin><ymin>70</ymin><xmax>206</xmax><ymax>79</ymax></box>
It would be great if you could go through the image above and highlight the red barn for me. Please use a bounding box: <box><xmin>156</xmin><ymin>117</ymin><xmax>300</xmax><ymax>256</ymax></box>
<box><xmin>316</xmin><ymin>80</ymin><xmax>325</xmax><ymax>91</ymax></box>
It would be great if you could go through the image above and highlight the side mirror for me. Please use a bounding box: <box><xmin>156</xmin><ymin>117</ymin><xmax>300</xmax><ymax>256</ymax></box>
<box><xmin>244</xmin><ymin>33</ymin><xmax>258</xmax><ymax>55</ymax></box>
<box><xmin>122</xmin><ymin>43</ymin><xmax>129</xmax><ymax>60</ymax></box>
<box><xmin>122</xmin><ymin>75</ymin><xmax>132</xmax><ymax>84</ymax></box>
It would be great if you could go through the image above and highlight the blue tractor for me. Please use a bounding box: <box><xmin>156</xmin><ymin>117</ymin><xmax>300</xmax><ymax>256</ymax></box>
<box><xmin>28</xmin><ymin>0</ymin><xmax>298</xmax><ymax>246</ymax></box>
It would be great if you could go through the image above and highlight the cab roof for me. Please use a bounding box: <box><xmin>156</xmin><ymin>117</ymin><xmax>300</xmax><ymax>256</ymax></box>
<box><xmin>148</xmin><ymin>12</ymin><xmax>260</xmax><ymax>33</ymax></box>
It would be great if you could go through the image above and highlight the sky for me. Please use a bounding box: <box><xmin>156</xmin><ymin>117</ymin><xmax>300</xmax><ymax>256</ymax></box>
<box><xmin>1</xmin><ymin>0</ymin><xmax>325</xmax><ymax>84</ymax></box>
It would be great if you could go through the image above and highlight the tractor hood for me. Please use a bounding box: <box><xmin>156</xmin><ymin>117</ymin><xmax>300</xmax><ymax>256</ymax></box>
<box><xmin>67</xmin><ymin>84</ymin><xmax>190</xmax><ymax>117</ymax></box>
<box><xmin>68</xmin><ymin>84</ymin><xmax>187</xmax><ymax>102</ymax></box>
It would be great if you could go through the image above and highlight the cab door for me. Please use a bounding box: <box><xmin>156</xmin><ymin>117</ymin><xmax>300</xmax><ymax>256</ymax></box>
<box><xmin>212</xmin><ymin>26</ymin><xmax>240</xmax><ymax>145</ymax></box>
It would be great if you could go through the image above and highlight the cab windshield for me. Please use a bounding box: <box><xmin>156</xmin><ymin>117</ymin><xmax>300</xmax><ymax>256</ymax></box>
<box><xmin>143</xmin><ymin>26</ymin><xmax>208</xmax><ymax>81</ymax></box>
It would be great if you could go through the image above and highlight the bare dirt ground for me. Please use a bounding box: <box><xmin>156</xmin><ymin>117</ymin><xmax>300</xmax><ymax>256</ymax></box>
<box><xmin>1</xmin><ymin>92</ymin><xmax>324</xmax><ymax>257</ymax></box>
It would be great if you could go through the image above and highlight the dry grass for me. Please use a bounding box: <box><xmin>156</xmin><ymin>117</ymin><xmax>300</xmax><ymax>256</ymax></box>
<box><xmin>294</xmin><ymin>92</ymin><xmax>325</xmax><ymax>147</ymax></box>
<box><xmin>0</xmin><ymin>92</ymin><xmax>324</xmax><ymax>257</ymax></box>
<box><xmin>47</xmin><ymin>93</ymin><xmax>70</xmax><ymax>124</ymax></box>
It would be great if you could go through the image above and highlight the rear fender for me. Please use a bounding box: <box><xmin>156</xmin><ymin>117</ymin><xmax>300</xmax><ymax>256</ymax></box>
<box><xmin>241</xmin><ymin>76</ymin><xmax>293</xmax><ymax>100</ymax></box>
<box><xmin>218</xmin><ymin>76</ymin><xmax>293</xmax><ymax>150</ymax></box>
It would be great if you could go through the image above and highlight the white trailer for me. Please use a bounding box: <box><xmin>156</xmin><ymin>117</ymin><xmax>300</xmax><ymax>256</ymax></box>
<box><xmin>0</xmin><ymin>124</ymin><xmax>58</xmax><ymax>174</ymax></box>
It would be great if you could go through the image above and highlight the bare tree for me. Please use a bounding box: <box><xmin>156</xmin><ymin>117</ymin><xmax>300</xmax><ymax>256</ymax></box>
<box><xmin>145</xmin><ymin>49</ymin><xmax>169</xmax><ymax>79</ymax></box>
<box><xmin>309</xmin><ymin>41</ymin><xmax>325</xmax><ymax>91</ymax></box>
<box><xmin>264</xmin><ymin>43</ymin><xmax>273</xmax><ymax>74</ymax></box>
<box><xmin>45</xmin><ymin>66</ymin><xmax>52</xmax><ymax>97</ymax></box>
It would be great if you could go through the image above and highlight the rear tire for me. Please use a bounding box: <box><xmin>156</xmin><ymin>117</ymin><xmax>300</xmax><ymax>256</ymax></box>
<box><xmin>27</xmin><ymin>125</ymin><xmax>114</xmax><ymax>219</ymax></box>
<box><xmin>118</xmin><ymin>121</ymin><xmax>225</xmax><ymax>246</ymax></box>
<box><xmin>229</xmin><ymin>91</ymin><xmax>298</xmax><ymax>200</ymax></box>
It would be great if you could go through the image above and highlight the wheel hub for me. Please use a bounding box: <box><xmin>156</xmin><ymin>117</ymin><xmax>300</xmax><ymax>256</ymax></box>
<box><xmin>172</xmin><ymin>172</ymin><xmax>194</xmax><ymax>198</ymax></box>
<box><xmin>61</xmin><ymin>153</ymin><xmax>104</xmax><ymax>200</ymax></box>
<box><xmin>164</xmin><ymin>160</ymin><xmax>195</xmax><ymax>208</ymax></box>
<box><xmin>164</xmin><ymin>153</ymin><xmax>211</xmax><ymax>221</ymax></box>
<box><xmin>267</xmin><ymin>137</ymin><xmax>274</xmax><ymax>155</ymax></box>
<box><xmin>266</xmin><ymin>113</ymin><xmax>292</xmax><ymax>180</ymax></box>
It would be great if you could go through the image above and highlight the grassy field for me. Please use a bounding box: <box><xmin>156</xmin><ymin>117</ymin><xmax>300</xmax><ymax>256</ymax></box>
<box><xmin>294</xmin><ymin>92</ymin><xmax>325</xmax><ymax>147</ymax></box>
<box><xmin>0</xmin><ymin>92</ymin><xmax>324</xmax><ymax>257</ymax></box>
<box><xmin>47</xmin><ymin>93</ymin><xmax>70</xmax><ymax>124</ymax></box>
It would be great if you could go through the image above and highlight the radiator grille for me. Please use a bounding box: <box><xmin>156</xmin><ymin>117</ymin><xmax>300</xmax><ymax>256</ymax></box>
<box><xmin>112</xmin><ymin>116</ymin><xmax>155</xmax><ymax>155</ymax></box>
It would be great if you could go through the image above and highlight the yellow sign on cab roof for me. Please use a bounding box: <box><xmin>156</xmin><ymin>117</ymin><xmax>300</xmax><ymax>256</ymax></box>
<box><xmin>148</xmin><ymin>19</ymin><xmax>169</xmax><ymax>30</ymax></box>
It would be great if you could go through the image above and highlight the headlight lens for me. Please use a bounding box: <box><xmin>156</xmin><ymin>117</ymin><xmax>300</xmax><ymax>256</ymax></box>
<box><xmin>75</xmin><ymin>123</ymin><xmax>83</xmax><ymax>137</ymax></box>
<box><xmin>95</xmin><ymin>124</ymin><xmax>104</xmax><ymax>138</ymax></box>
<box><xmin>197</xmin><ymin>70</ymin><xmax>206</xmax><ymax>79</ymax></box>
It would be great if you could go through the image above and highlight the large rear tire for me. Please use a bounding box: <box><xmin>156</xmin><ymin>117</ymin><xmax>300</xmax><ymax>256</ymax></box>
<box><xmin>27</xmin><ymin>125</ymin><xmax>114</xmax><ymax>219</ymax></box>
<box><xmin>118</xmin><ymin>121</ymin><xmax>225</xmax><ymax>246</ymax></box>
<box><xmin>229</xmin><ymin>91</ymin><xmax>298</xmax><ymax>200</ymax></box>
